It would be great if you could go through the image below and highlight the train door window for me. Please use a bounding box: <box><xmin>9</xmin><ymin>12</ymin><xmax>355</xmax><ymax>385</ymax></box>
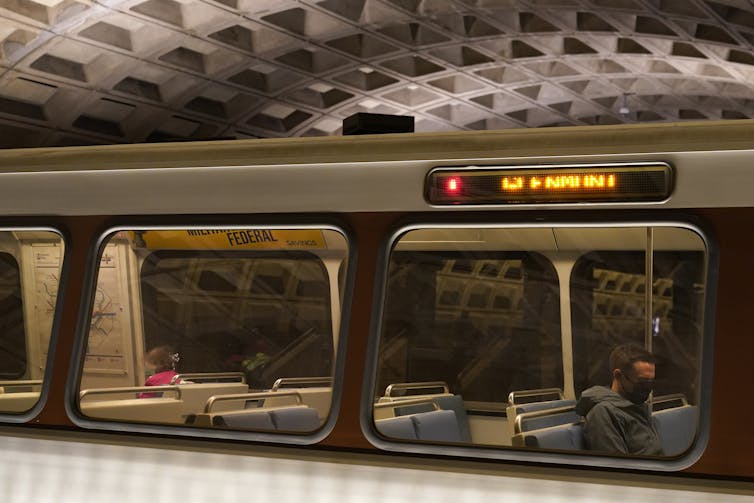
<box><xmin>74</xmin><ymin>227</ymin><xmax>350</xmax><ymax>442</ymax></box>
<box><xmin>0</xmin><ymin>230</ymin><xmax>64</xmax><ymax>417</ymax></box>
<box><xmin>368</xmin><ymin>224</ymin><xmax>711</xmax><ymax>469</ymax></box>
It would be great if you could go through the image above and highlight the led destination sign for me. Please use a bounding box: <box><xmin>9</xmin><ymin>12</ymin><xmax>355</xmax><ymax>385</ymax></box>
<box><xmin>426</xmin><ymin>164</ymin><xmax>672</xmax><ymax>205</ymax></box>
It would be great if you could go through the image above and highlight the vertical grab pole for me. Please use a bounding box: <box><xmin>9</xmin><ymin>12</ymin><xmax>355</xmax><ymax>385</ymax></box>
<box><xmin>645</xmin><ymin>227</ymin><xmax>653</xmax><ymax>354</ymax></box>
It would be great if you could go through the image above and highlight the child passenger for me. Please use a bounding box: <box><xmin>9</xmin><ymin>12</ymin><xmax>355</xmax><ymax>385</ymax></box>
<box><xmin>139</xmin><ymin>346</ymin><xmax>181</xmax><ymax>398</ymax></box>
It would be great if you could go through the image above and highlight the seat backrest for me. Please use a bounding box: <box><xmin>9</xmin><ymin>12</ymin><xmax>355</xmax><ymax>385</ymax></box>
<box><xmin>391</xmin><ymin>394</ymin><xmax>471</xmax><ymax>443</ymax></box>
<box><xmin>516</xmin><ymin>407</ymin><xmax>582</xmax><ymax>433</ymax></box>
<box><xmin>508</xmin><ymin>399</ymin><xmax>577</xmax><ymax>418</ymax></box>
<box><xmin>189</xmin><ymin>405</ymin><xmax>319</xmax><ymax>432</ymax></box>
<box><xmin>269</xmin><ymin>406</ymin><xmax>320</xmax><ymax>432</ymax></box>
<box><xmin>375</xmin><ymin>415</ymin><xmax>417</xmax><ymax>440</ymax></box>
<box><xmin>392</xmin><ymin>401</ymin><xmax>437</xmax><ymax>416</ymax></box>
<box><xmin>262</xmin><ymin>387</ymin><xmax>332</xmax><ymax>422</ymax></box>
<box><xmin>516</xmin><ymin>422</ymin><xmax>585</xmax><ymax>450</ymax></box>
<box><xmin>506</xmin><ymin>399</ymin><xmax>577</xmax><ymax>437</ymax></box>
<box><xmin>411</xmin><ymin>409</ymin><xmax>462</xmax><ymax>442</ymax></box>
<box><xmin>652</xmin><ymin>405</ymin><xmax>698</xmax><ymax>456</ymax></box>
<box><xmin>433</xmin><ymin>395</ymin><xmax>471</xmax><ymax>443</ymax></box>
<box><xmin>212</xmin><ymin>409</ymin><xmax>275</xmax><ymax>430</ymax></box>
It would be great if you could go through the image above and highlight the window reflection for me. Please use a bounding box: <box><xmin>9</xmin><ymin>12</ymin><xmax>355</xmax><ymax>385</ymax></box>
<box><xmin>79</xmin><ymin>228</ymin><xmax>348</xmax><ymax>435</ymax></box>
<box><xmin>0</xmin><ymin>231</ymin><xmax>64</xmax><ymax>414</ymax></box>
<box><xmin>374</xmin><ymin>226</ymin><xmax>706</xmax><ymax>459</ymax></box>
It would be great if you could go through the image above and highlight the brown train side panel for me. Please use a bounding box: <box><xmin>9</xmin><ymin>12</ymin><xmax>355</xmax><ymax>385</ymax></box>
<box><xmin>686</xmin><ymin>208</ymin><xmax>754</xmax><ymax>477</ymax></box>
<box><xmin>33</xmin><ymin>216</ymin><xmax>106</xmax><ymax>426</ymax></box>
<box><xmin>321</xmin><ymin>212</ymin><xmax>401</xmax><ymax>449</ymax></box>
<box><xmin>27</xmin><ymin>210</ymin><xmax>754</xmax><ymax>479</ymax></box>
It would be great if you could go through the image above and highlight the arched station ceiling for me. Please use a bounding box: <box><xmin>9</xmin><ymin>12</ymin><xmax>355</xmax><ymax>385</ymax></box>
<box><xmin>2</xmin><ymin>0</ymin><xmax>754</xmax><ymax>147</ymax></box>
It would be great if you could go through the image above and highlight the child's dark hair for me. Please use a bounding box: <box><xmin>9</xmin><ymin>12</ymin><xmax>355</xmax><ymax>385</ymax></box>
<box><xmin>145</xmin><ymin>345</ymin><xmax>179</xmax><ymax>372</ymax></box>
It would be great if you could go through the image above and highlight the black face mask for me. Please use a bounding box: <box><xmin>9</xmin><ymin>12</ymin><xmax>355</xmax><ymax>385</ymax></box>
<box><xmin>622</xmin><ymin>375</ymin><xmax>653</xmax><ymax>405</ymax></box>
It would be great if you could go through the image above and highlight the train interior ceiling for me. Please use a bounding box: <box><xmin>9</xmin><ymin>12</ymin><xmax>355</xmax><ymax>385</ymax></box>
<box><xmin>0</xmin><ymin>220</ymin><xmax>705</xmax><ymax>459</ymax></box>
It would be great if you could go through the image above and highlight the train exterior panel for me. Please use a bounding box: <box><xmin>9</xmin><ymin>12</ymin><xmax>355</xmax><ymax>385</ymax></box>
<box><xmin>0</xmin><ymin>120</ymin><xmax>751</xmax><ymax>500</ymax></box>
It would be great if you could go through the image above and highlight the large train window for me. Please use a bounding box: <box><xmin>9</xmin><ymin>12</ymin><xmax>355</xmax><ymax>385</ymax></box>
<box><xmin>0</xmin><ymin>230</ymin><xmax>64</xmax><ymax>418</ymax></box>
<box><xmin>74</xmin><ymin>227</ymin><xmax>350</xmax><ymax>442</ymax></box>
<box><xmin>367</xmin><ymin>224</ymin><xmax>711</xmax><ymax>469</ymax></box>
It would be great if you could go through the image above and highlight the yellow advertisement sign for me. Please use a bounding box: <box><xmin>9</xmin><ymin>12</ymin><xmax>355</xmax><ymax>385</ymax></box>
<box><xmin>137</xmin><ymin>229</ymin><xmax>326</xmax><ymax>250</ymax></box>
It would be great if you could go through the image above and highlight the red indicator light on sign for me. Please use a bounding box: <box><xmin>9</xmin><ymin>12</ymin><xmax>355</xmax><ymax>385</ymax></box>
<box><xmin>446</xmin><ymin>177</ymin><xmax>461</xmax><ymax>193</ymax></box>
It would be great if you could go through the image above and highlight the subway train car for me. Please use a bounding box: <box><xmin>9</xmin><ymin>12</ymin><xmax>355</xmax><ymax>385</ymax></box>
<box><xmin>0</xmin><ymin>120</ymin><xmax>752</xmax><ymax>501</ymax></box>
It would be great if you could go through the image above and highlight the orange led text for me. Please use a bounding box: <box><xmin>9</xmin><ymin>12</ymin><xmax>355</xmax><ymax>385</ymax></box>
<box><xmin>500</xmin><ymin>173</ymin><xmax>616</xmax><ymax>193</ymax></box>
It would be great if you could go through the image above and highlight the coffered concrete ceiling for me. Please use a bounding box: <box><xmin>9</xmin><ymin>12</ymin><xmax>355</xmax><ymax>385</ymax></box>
<box><xmin>2</xmin><ymin>0</ymin><xmax>754</xmax><ymax>147</ymax></box>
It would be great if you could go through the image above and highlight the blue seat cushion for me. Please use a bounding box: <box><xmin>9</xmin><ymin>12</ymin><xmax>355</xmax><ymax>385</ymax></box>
<box><xmin>652</xmin><ymin>405</ymin><xmax>697</xmax><ymax>456</ymax></box>
<box><xmin>213</xmin><ymin>410</ymin><xmax>275</xmax><ymax>430</ymax></box>
<box><xmin>411</xmin><ymin>410</ymin><xmax>462</xmax><ymax>442</ymax></box>
<box><xmin>375</xmin><ymin>415</ymin><xmax>417</xmax><ymax>440</ymax></box>
<box><xmin>270</xmin><ymin>407</ymin><xmax>320</xmax><ymax>432</ymax></box>
<box><xmin>523</xmin><ymin>423</ymin><xmax>585</xmax><ymax>450</ymax></box>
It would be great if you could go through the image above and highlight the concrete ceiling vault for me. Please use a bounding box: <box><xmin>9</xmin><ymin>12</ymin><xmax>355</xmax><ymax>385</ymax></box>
<box><xmin>2</xmin><ymin>0</ymin><xmax>754</xmax><ymax>147</ymax></box>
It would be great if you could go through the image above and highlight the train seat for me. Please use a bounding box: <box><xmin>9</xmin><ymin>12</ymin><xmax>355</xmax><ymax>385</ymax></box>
<box><xmin>79</xmin><ymin>382</ymin><xmax>250</xmax><ymax>424</ymax></box>
<box><xmin>269</xmin><ymin>406</ymin><xmax>320</xmax><ymax>432</ymax></box>
<box><xmin>652</xmin><ymin>405</ymin><xmax>698</xmax><ymax>456</ymax></box>
<box><xmin>375</xmin><ymin>415</ymin><xmax>417</xmax><ymax>440</ymax></box>
<box><xmin>412</xmin><ymin>410</ymin><xmax>462</xmax><ymax>442</ymax></box>
<box><xmin>392</xmin><ymin>395</ymin><xmax>471</xmax><ymax>443</ymax></box>
<box><xmin>212</xmin><ymin>409</ymin><xmax>275</xmax><ymax>429</ymax></box>
<box><xmin>507</xmin><ymin>399</ymin><xmax>577</xmax><ymax>418</ymax></box>
<box><xmin>375</xmin><ymin>409</ymin><xmax>462</xmax><ymax>443</ymax></box>
<box><xmin>262</xmin><ymin>387</ymin><xmax>332</xmax><ymax>424</ymax></box>
<box><xmin>516</xmin><ymin>408</ymin><xmax>581</xmax><ymax>433</ymax></box>
<box><xmin>434</xmin><ymin>395</ymin><xmax>471</xmax><ymax>442</ymax></box>
<box><xmin>375</xmin><ymin>382</ymin><xmax>468</xmax><ymax>442</ymax></box>
<box><xmin>195</xmin><ymin>405</ymin><xmax>320</xmax><ymax>432</ymax></box>
<box><xmin>510</xmin><ymin>405</ymin><xmax>583</xmax><ymax>449</ymax></box>
<box><xmin>506</xmin><ymin>399</ymin><xmax>577</xmax><ymax>437</ymax></box>
<box><xmin>516</xmin><ymin>423</ymin><xmax>585</xmax><ymax>450</ymax></box>
<box><xmin>505</xmin><ymin>388</ymin><xmax>573</xmax><ymax>438</ymax></box>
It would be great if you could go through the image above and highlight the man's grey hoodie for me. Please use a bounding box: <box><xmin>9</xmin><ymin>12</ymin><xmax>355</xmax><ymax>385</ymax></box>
<box><xmin>575</xmin><ymin>385</ymin><xmax>662</xmax><ymax>455</ymax></box>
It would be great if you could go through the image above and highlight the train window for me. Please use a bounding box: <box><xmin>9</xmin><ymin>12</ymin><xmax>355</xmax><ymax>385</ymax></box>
<box><xmin>368</xmin><ymin>224</ymin><xmax>711</xmax><ymax>469</ymax></box>
<box><xmin>75</xmin><ymin>227</ymin><xmax>350</xmax><ymax>442</ymax></box>
<box><xmin>376</xmin><ymin>250</ymin><xmax>561</xmax><ymax>403</ymax></box>
<box><xmin>570</xmin><ymin>227</ymin><xmax>706</xmax><ymax>407</ymax></box>
<box><xmin>0</xmin><ymin>230</ymin><xmax>64</xmax><ymax>417</ymax></box>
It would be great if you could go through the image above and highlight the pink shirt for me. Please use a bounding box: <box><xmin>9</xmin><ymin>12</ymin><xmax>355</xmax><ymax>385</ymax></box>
<box><xmin>138</xmin><ymin>370</ymin><xmax>179</xmax><ymax>398</ymax></box>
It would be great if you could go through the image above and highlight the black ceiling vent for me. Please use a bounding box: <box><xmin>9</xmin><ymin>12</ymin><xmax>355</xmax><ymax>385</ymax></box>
<box><xmin>342</xmin><ymin>112</ymin><xmax>415</xmax><ymax>135</ymax></box>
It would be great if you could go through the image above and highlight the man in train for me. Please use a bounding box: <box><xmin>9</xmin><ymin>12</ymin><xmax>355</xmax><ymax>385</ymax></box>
<box><xmin>575</xmin><ymin>343</ymin><xmax>663</xmax><ymax>455</ymax></box>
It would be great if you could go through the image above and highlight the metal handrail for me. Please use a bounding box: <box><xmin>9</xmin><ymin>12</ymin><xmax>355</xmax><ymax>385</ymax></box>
<box><xmin>384</xmin><ymin>381</ymin><xmax>449</xmax><ymax>398</ymax></box>
<box><xmin>79</xmin><ymin>385</ymin><xmax>181</xmax><ymax>401</ymax></box>
<box><xmin>0</xmin><ymin>380</ymin><xmax>43</xmax><ymax>388</ymax></box>
<box><xmin>271</xmin><ymin>377</ymin><xmax>332</xmax><ymax>391</ymax></box>
<box><xmin>508</xmin><ymin>387</ymin><xmax>564</xmax><ymax>405</ymax></box>
<box><xmin>373</xmin><ymin>397</ymin><xmax>441</xmax><ymax>411</ymax></box>
<box><xmin>204</xmin><ymin>390</ymin><xmax>302</xmax><ymax>414</ymax></box>
<box><xmin>170</xmin><ymin>372</ymin><xmax>246</xmax><ymax>384</ymax></box>
<box><xmin>513</xmin><ymin>404</ymin><xmax>578</xmax><ymax>434</ymax></box>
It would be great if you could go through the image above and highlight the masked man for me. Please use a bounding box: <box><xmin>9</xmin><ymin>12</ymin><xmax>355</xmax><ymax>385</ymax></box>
<box><xmin>575</xmin><ymin>343</ymin><xmax>663</xmax><ymax>455</ymax></box>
